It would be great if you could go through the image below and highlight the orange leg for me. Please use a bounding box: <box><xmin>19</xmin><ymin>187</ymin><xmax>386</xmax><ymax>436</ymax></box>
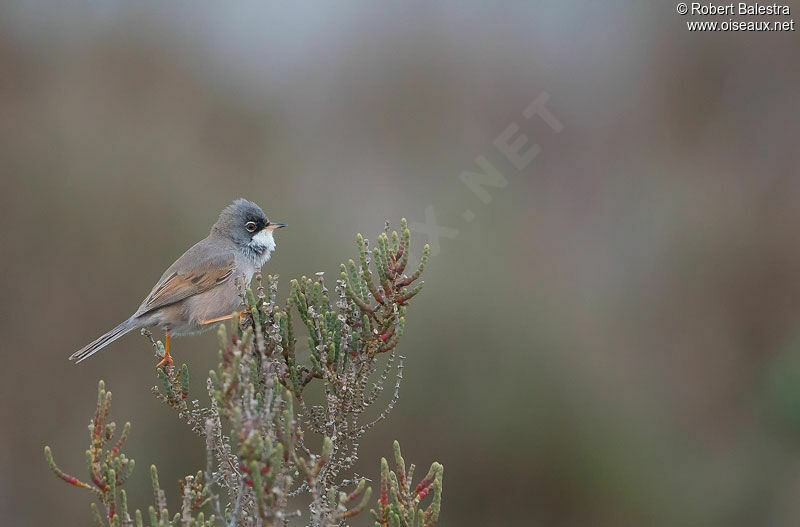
<box><xmin>199</xmin><ymin>312</ymin><xmax>239</xmax><ymax>325</ymax></box>
<box><xmin>156</xmin><ymin>329</ymin><xmax>173</xmax><ymax>368</ymax></box>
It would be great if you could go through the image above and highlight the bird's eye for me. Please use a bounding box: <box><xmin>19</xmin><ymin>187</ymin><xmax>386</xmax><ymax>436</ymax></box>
<box><xmin>245</xmin><ymin>221</ymin><xmax>257</xmax><ymax>232</ymax></box>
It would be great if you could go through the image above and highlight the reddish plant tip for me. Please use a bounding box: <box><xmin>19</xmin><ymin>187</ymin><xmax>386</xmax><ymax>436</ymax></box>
<box><xmin>181</xmin><ymin>393</ymin><xmax>187</xmax><ymax>399</ymax></box>
<box><xmin>244</xmin><ymin>478</ymin><xmax>254</xmax><ymax>487</ymax></box>
<box><xmin>414</xmin><ymin>479</ymin><xmax>428</xmax><ymax>493</ymax></box>
<box><xmin>417</xmin><ymin>482</ymin><xmax>434</xmax><ymax>500</ymax></box>
<box><xmin>261</xmin><ymin>465</ymin><xmax>269</xmax><ymax>475</ymax></box>
<box><xmin>92</xmin><ymin>476</ymin><xmax>108</xmax><ymax>491</ymax></box>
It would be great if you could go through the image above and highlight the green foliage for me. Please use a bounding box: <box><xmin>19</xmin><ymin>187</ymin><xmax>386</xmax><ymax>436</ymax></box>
<box><xmin>45</xmin><ymin>220</ymin><xmax>442</xmax><ymax>526</ymax></box>
<box><xmin>371</xmin><ymin>441</ymin><xmax>443</xmax><ymax>527</ymax></box>
<box><xmin>44</xmin><ymin>381</ymin><xmax>215</xmax><ymax>526</ymax></box>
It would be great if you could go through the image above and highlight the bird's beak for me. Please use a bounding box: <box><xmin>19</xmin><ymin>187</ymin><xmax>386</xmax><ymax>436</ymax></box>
<box><xmin>264</xmin><ymin>222</ymin><xmax>287</xmax><ymax>231</ymax></box>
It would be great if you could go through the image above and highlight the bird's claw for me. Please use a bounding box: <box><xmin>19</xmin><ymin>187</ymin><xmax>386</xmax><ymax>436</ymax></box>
<box><xmin>156</xmin><ymin>353</ymin><xmax>173</xmax><ymax>369</ymax></box>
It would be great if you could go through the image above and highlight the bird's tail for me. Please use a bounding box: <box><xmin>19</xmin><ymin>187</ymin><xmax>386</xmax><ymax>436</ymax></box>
<box><xmin>69</xmin><ymin>319</ymin><xmax>137</xmax><ymax>363</ymax></box>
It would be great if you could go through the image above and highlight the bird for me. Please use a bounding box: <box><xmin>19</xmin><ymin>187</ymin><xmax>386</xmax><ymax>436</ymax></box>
<box><xmin>69</xmin><ymin>199</ymin><xmax>286</xmax><ymax>368</ymax></box>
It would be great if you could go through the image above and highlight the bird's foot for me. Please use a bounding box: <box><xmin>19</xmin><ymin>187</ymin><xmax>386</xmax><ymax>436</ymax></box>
<box><xmin>238</xmin><ymin>309</ymin><xmax>252</xmax><ymax>329</ymax></box>
<box><xmin>156</xmin><ymin>351</ymin><xmax>174</xmax><ymax>369</ymax></box>
<box><xmin>156</xmin><ymin>330</ymin><xmax>173</xmax><ymax>369</ymax></box>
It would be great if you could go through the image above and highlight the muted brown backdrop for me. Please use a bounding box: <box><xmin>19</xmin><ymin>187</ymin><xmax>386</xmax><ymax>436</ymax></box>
<box><xmin>2</xmin><ymin>2</ymin><xmax>800</xmax><ymax>526</ymax></box>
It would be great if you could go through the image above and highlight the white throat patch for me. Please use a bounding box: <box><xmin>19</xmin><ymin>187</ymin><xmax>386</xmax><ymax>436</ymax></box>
<box><xmin>248</xmin><ymin>229</ymin><xmax>276</xmax><ymax>266</ymax></box>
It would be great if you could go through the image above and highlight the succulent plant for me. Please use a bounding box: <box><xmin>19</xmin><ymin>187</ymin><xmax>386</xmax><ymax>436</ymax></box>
<box><xmin>45</xmin><ymin>221</ymin><xmax>442</xmax><ymax>527</ymax></box>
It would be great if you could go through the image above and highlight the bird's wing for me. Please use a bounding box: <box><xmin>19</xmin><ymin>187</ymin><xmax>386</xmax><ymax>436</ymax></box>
<box><xmin>134</xmin><ymin>240</ymin><xmax>236</xmax><ymax>317</ymax></box>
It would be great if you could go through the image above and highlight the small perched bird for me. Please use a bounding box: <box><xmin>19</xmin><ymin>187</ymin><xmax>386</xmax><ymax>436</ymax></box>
<box><xmin>69</xmin><ymin>199</ymin><xmax>286</xmax><ymax>367</ymax></box>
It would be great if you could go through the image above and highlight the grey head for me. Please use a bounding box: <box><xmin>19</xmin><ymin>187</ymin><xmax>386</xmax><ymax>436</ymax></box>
<box><xmin>211</xmin><ymin>198</ymin><xmax>286</xmax><ymax>258</ymax></box>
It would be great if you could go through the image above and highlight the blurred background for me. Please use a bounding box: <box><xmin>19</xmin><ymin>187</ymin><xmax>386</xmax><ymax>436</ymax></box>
<box><xmin>2</xmin><ymin>1</ymin><xmax>800</xmax><ymax>525</ymax></box>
